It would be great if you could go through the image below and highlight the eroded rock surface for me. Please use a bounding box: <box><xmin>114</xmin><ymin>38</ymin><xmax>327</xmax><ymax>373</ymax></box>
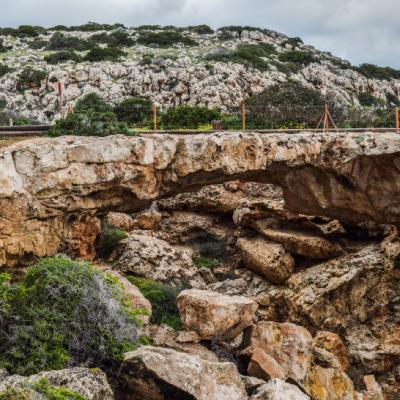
<box><xmin>0</xmin><ymin>367</ymin><xmax>114</xmax><ymax>400</ymax></box>
<box><xmin>117</xmin><ymin>346</ymin><xmax>248</xmax><ymax>400</ymax></box>
<box><xmin>2</xmin><ymin>131</ymin><xmax>400</xmax><ymax>265</ymax></box>
<box><xmin>177</xmin><ymin>289</ymin><xmax>258</xmax><ymax>340</ymax></box>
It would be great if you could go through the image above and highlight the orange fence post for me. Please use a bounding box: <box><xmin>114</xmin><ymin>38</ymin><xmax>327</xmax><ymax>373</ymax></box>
<box><xmin>153</xmin><ymin>104</ymin><xmax>157</xmax><ymax>132</ymax></box>
<box><xmin>396</xmin><ymin>107</ymin><xmax>399</xmax><ymax>133</ymax></box>
<box><xmin>241</xmin><ymin>102</ymin><xmax>246</xmax><ymax>132</ymax></box>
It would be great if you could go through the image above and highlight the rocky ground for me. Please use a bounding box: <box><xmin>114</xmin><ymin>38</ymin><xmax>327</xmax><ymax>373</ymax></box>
<box><xmin>1</xmin><ymin>131</ymin><xmax>399</xmax><ymax>399</ymax></box>
<box><xmin>0</xmin><ymin>25</ymin><xmax>399</xmax><ymax>123</ymax></box>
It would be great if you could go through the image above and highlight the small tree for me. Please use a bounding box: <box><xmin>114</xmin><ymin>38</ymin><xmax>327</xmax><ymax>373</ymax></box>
<box><xmin>114</xmin><ymin>97</ymin><xmax>153</xmax><ymax>126</ymax></box>
<box><xmin>159</xmin><ymin>106</ymin><xmax>221</xmax><ymax>129</ymax></box>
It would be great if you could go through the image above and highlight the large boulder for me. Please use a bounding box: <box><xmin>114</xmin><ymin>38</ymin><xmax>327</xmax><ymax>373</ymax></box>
<box><xmin>117</xmin><ymin>346</ymin><xmax>248</xmax><ymax>400</ymax></box>
<box><xmin>244</xmin><ymin>322</ymin><xmax>313</xmax><ymax>386</ymax></box>
<box><xmin>177</xmin><ymin>289</ymin><xmax>258</xmax><ymax>340</ymax></box>
<box><xmin>113</xmin><ymin>234</ymin><xmax>205</xmax><ymax>287</ymax></box>
<box><xmin>237</xmin><ymin>236</ymin><xmax>295</xmax><ymax>284</ymax></box>
<box><xmin>0</xmin><ymin>367</ymin><xmax>113</xmax><ymax>400</ymax></box>
<box><xmin>250</xmin><ymin>379</ymin><xmax>310</xmax><ymax>400</ymax></box>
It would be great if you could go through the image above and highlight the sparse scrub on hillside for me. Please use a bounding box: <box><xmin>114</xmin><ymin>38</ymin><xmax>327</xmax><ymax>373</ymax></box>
<box><xmin>83</xmin><ymin>46</ymin><xmax>127</xmax><ymax>62</ymax></box>
<box><xmin>137</xmin><ymin>30</ymin><xmax>198</xmax><ymax>48</ymax></box>
<box><xmin>75</xmin><ymin>92</ymin><xmax>113</xmax><ymax>113</ymax></box>
<box><xmin>282</xmin><ymin>36</ymin><xmax>304</xmax><ymax>48</ymax></box>
<box><xmin>205</xmin><ymin>43</ymin><xmax>276</xmax><ymax>71</ymax></box>
<box><xmin>127</xmin><ymin>276</ymin><xmax>183</xmax><ymax>330</ymax></box>
<box><xmin>352</xmin><ymin>63</ymin><xmax>400</xmax><ymax>80</ymax></box>
<box><xmin>0</xmin><ymin>256</ymin><xmax>141</xmax><ymax>376</ymax></box>
<box><xmin>0</xmin><ymin>40</ymin><xmax>8</xmax><ymax>54</ymax></box>
<box><xmin>358</xmin><ymin>91</ymin><xmax>385</xmax><ymax>107</ymax></box>
<box><xmin>45</xmin><ymin>50</ymin><xmax>82</xmax><ymax>64</ymax></box>
<box><xmin>49</xmin><ymin>22</ymin><xmax>126</xmax><ymax>32</ymax></box>
<box><xmin>28</xmin><ymin>38</ymin><xmax>47</xmax><ymax>50</ymax></box>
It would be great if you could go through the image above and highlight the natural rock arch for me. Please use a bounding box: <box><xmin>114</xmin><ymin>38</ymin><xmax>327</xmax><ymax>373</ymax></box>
<box><xmin>1</xmin><ymin>131</ymin><xmax>400</xmax><ymax>266</ymax></box>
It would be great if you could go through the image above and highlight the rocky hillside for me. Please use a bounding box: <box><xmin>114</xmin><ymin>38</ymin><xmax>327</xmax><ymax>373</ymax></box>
<box><xmin>0</xmin><ymin>23</ymin><xmax>400</xmax><ymax>123</ymax></box>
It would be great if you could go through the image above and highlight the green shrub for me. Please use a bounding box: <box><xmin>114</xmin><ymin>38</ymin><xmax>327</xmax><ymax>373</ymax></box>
<box><xmin>193</xmin><ymin>257</ymin><xmax>219</xmax><ymax>270</ymax></box>
<box><xmin>28</xmin><ymin>38</ymin><xmax>47</xmax><ymax>50</ymax></box>
<box><xmin>205</xmin><ymin>43</ymin><xmax>276</xmax><ymax>71</ymax></box>
<box><xmin>46</xmin><ymin>32</ymin><xmax>92</xmax><ymax>51</ymax></box>
<box><xmin>45</xmin><ymin>51</ymin><xmax>82</xmax><ymax>64</ymax></box>
<box><xmin>187</xmin><ymin>25</ymin><xmax>214</xmax><ymax>34</ymax></box>
<box><xmin>0</xmin><ymin>40</ymin><xmax>7</xmax><ymax>54</ymax></box>
<box><xmin>358</xmin><ymin>92</ymin><xmax>385</xmax><ymax>107</ymax></box>
<box><xmin>90</xmin><ymin>30</ymin><xmax>135</xmax><ymax>47</ymax></box>
<box><xmin>278</xmin><ymin>50</ymin><xmax>316</xmax><ymax>72</ymax></box>
<box><xmin>137</xmin><ymin>31</ymin><xmax>198</xmax><ymax>48</ymax></box>
<box><xmin>352</xmin><ymin>63</ymin><xmax>400</xmax><ymax>80</ymax></box>
<box><xmin>159</xmin><ymin>106</ymin><xmax>221</xmax><ymax>129</ymax></box>
<box><xmin>75</xmin><ymin>93</ymin><xmax>113</xmax><ymax>113</ymax></box>
<box><xmin>0</xmin><ymin>256</ymin><xmax>140</xmax><ymax>376</ymax></box>
<box><xmin>114</xmin><ymin>97</ymin><xmax>153</xmax><ymax>126</ymax></box>
<box><xmin>16</xmin><ymin>67</ymin><xmax>47</xmax><ymax>90</ymax></box>
<box><xmin>128</xmin><ymin>277</ymin><xmax>182</xmax><ymax>330</ymax></box>
<box><xmin>31</xmin><ymin>378</ymin><xmax>85</xmax><ymax>400</ymax></box>
<box><xmin>0</xmin><ymin>25</ymin><xmax>47</xmax><ymax>38</ymax></box>
<box><xmin>0</xmin><ymin>64</ymin><xmax>11</xmax><ymax>77</ymax></box>
<box><xmin>83</xmin><ymin>46</ymin><xmax>127</xmax><ymax>62</ymax></box>
<box><xmin>96</xmin><ymin>223</ymin><xmax>128</xmax><ymax>259</ymax></box>
<box><xmin>48</xmin><ymin>110</ymin><xmax>129</xmax><ymax>137</ymax></box>
<box><xmin>282</xmin><ymin>36</ymin><xmax>304</xmax><ymax>48</ymax></box>
<box><xmin>245</xmin><ymin>80</ymin><xmax>339</xmax><ymax>129</ymax></box>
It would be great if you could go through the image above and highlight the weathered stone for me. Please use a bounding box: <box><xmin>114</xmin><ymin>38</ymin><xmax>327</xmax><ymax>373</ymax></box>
<box><xmin>132</xmin><ymin>209</ymin><xmax>162</xmax><ymax>230</ymax></box>
<box><xmin>314</xmin><ymin>331</ymin><xmax>349</xmax><ymax>372</ymax></box>
<box><xmin>114</xmin><ymin>234</ymin><xmax>205</xmax><ymax>287</ymax></box>
<box><xmin>117</xmin><ymin>346</ymin><xmax>248</xmax><ymax>400</ymax></box>
<box><xmin>250</xmin><ymin>379</ymin><xmax>310</xmax><ymax>400</ymax></box>
<box><xmin>247</xmin><ymin>347</ymin><xmax>287</xmax><ymax>381</ymax></box>
<box><xmin>362</xmin><ymin>375</ymin><xmax>384</xmax><ymax>400</ymax></box>
<box><xmin>106</xmin><ymin>212</ymin><xmax>136</xmax><ymax>232</ymax></box>
<box><xmin>237</xmin><ymin>236</ymin><xmax>295</xmax><ymax>284</ymax></box>
<box><xmin>0</xmin><ymin>368</ymin><xmax>113</xmax><ymax>400</ymax></box>
<box><xmin>2</xmin><ymin>132</ymin><xmax>400</xmax><ymax>265</ymax></box>
<box><xmin>244</xmin><ymin>321</ymin><xmax>313</xmax><ymax>386</ymax></box>
<box><xmin>177</xmin><ymin>289</ymin><xmax>258</xmax><ymax>340</ymax></box>
<box><xmin>252</xmin><ymin>220</ymin><xmax>341</xmax><ymax>259</ymax></box>
<box><xmin>303</xmin><ymin>365</ymin><xmax>357</xmax><ymax>400</ymax></box>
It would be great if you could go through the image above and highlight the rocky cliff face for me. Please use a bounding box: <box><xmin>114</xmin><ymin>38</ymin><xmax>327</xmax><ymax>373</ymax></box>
<box><xmin>0</xmin><ymin>26</ymin><xmax>399</xmax><ymax>123</ymax></box>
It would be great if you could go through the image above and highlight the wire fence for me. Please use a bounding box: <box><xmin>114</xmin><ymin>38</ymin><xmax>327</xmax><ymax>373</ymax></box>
<box><xmin>107</xmin><ymin>103</ymin><xmax>400</xmax><ymax>132</ymax></box>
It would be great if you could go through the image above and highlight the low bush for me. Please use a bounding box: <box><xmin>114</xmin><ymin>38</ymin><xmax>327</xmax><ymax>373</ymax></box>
<box><xmin>159</xmin><ymin>106</ymin><xmax>221</xmax><ymax>129</ymax></box>
<box><xmin>96</xmin><ymin>223</ymin><xmax>128</xmax><ymax>259</ymax></box>
<box><xmin>50</xmin><ymin>22</ymin><xmax>125</xmax><ymax>32</ymax></box>
<box><xmin>278</xmin><ymin>50</ymin><xmax>317</xmax><ymax>72</ymax></box>
<box><xmin>46</xmin><ymin>32</ymin><xmax>92</xmax><ymax>51</ymax></box>
<box><xmin>83</xmin><ymin>46</ymin><xmax>127</xmax><ymax>62</ymax></box>
<box><xmin>44</xmin><ymin>51</ymin><xmax>82</xmax><ymax>64</ymax></box>
<box><xmin>137</xmin><ymin>30</ymin><xmax>198</xmax><ymax>48</ymax></box>
<box><xmin>16</xmin><ymin>67</ymin><xmax>47</xmax><ymax>90</ymax></box>
<box><xmin>128</xmin><ymin>277</ymin><xmax>182</xmax><ymax>330</ymax></box>
<box><xmin>352</xmin><ymin>63</ymin><xmax>400</xmax><ymax>80</ymax></box>
<box><xmin>205</xmin><ymin>43</ymin><xmax>276</xmax><ymax>71</ymax></box>
<box><xmin>74</xmin><ymin>93</ymin><xmax>112</xmax><ymax>113</ymax></box>
<box><xmin>193</xmin><ymin>257</ymin><xmax>219</xmax><ymax>270</ymax></box>
<box><xmin>358</xmin><ymin>92</ymin><xmax>385</xmax><ymax>107</ymax></box>
<box><xmin>114</xmin><ymin>97</ymin><xmax>153</xmax><ymax>126</ymax></box>
<box><xmin>245</xmin><ymin>80</ymin><xmax>340</xmax><ymax>129</ymax></box>
<box><xmin>282</xmin><ymin>36</ymin><xmax>304</xmax><ymax>48</ymax></box>
<box><xmin>0</xmin><ymin>25</ymin><xmax>46</xmax><ymax>38</ymax></box>
<box><xmin>0</xmin><ymin>64</ymin><xmax>11</xmax><ymax>77</ymax></box>
<box><xmin>48</xmin><ymin>110</ymin><xmax>129</xmax><ymax>137</ymax></box>
<box><xmin>28</xmin><ymin>38</ymin><xmax>48</xmax><ymax>50</ymax></box>
<box><xmin>0</xmin><ymin>40</ymin><xmax>7</xmax><ymax>54</ymax></box>
<box><xmin>0</xmin><ymin>256</ymin><xmax>141</xmax><ymax>376</ymax></box>
<box><xmin>187</xmin><ymin>25</ymin><xmax>214</xmax><ymax>35</ymax></box>
<box><xmin>90</xmin><ymin>30</ymin><xmax>135</xmax><ymax>47</ymax></box>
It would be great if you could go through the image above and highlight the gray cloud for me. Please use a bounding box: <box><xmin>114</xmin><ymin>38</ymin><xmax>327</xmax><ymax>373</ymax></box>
<box><xmin>1</xmin><ymin>0</ymin><xmax>399</xmax><ymax>67</ymax></box>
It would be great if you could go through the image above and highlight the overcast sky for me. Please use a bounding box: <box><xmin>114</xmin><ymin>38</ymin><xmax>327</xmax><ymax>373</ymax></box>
<box><xmin>1</xmin><ymin>0</ymin><xmax>399</xmax><ymax>68</ymax></box>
